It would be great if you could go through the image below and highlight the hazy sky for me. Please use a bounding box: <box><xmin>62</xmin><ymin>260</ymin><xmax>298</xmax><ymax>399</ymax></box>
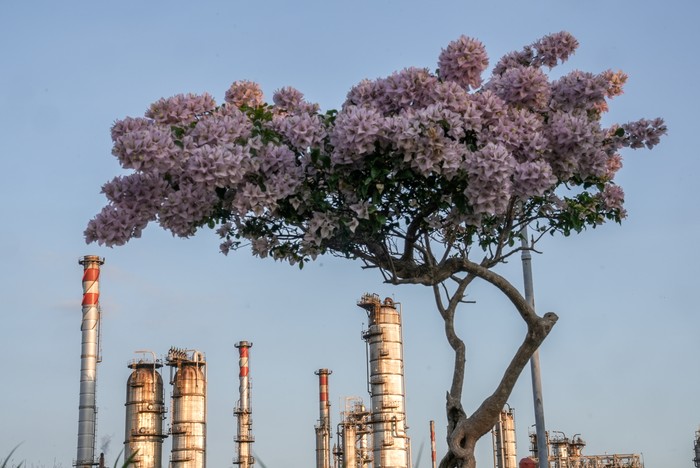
<box><xmin>1</xmin><ymin>1</ymin><xmax>698</xmax><ymax>467</ymax></box>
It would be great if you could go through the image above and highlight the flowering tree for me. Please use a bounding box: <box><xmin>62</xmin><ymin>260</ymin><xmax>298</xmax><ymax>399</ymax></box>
<box><xmin>85</xmin><ymin>32</ymin><xmax>665</xmax><ymax>468</ymax></box>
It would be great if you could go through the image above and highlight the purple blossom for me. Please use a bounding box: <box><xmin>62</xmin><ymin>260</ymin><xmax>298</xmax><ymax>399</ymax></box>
<box><xmin>272</xmin><ymin>113</ymin><xmax>327</xmax><ymax>151</ymax></box>
<box><xmin>513</xmin><ymin>160</ymin><xmax>557</xmax><ymax>198</ymax></box>
<box><xmin>111</xmin><ymin>121</ymin><xmax>180</xmax><ymax>174</ymax></box>
<box><xmin>225</xmin><ymin>80</ymin><xmax>264</xmax><ymax>108</ymax></box>
<box><xmin>463</xmin><ymin>143</ymin><xmax>516</xmax><ymax>215</ymax></box>
<box><xmin>370</xmin><ymin>67</ymin><xmax>439</xmax><ymax>115</ymax></box>
<box><xmin>550</xmin><ymin>70</ymin><xmax>608</xmax><ymax>112</ymax></box>
<box><xmin>620</xmin><ymin>118</ymin><xmax>667</xmax><ymax>149</ymax></box>
<box><xmin>146</xmin><ymin>93</ymin><xmax>216</xmax><ymax>125</ymax></box>
<box><xmin>438</xmin><ymin>36</ymin><xmax>489</xmax><ymax>90</ymax></box>
<box><xmin>330</xmin><ymin>106</ymin><xmax>384</xmax><ymax>164</ymax></box>
<box><xmin>273</xmin><ymin>86</ymin><xmax>319</xmax><ymax>114</ymax></box>
<box><xmin>485</xmin><ymin>108</ymin><xmax>547</xmax><ymax>162</ymax></box>
<box><xmin>158</xmin><ymin>181</ymin><xmax>218</xmax><ymax>237</ymax></box>
<box><xmin>486</xmin><ymin>65</ymin><xmax>551</xmax><ymax>111</ymax></box>
<box><xmin>531</xmin><ymin>31</ymin><xmax>579</xmax><ymax>68</ymax></box>
<box><xmin>190</xmin><ymin>109</ymin><xmax>253</xmax><ymax>146</ymax></box>
<box><xmin>598</xmin><ymin>184</ymin><xmax>626</xmax><ymax>217</ymax></box>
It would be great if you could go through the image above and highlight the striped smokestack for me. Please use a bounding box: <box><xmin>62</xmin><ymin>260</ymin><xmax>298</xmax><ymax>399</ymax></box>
<box><xmin>75</xmin><ymin>255</ymin><xmax>105</xmax><ymax>468</ymax></box>
<box><xmin>233</xmin><ymin>341</ymin><xmax>254</xmax><ymax>468</ymax></box>
<box><xmin>315</xmin><ymin>369</ymin><xmax>332</xmax><ymax>468</ymax></box>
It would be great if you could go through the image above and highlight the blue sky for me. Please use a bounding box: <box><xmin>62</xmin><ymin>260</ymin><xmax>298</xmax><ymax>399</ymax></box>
<box><xmin>1</xmin><ymin>1</ymin><xmax>698</xmax><ymax>466</ymax></box>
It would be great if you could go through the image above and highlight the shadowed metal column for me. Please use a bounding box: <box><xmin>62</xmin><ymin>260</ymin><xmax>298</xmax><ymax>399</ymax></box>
<box><xmin>233</xmin><ymin>341</ymin><xmax>254</xmax><ymax>468</ymax></box>
<box><xmin>76</xmin><ymin>255</ymin><xmax>104</xmax><ymax>468</ymax></box>
<box><xmin>315</xmin><ymin>369</ymin><xmax>332</xmax><ymax>468</ymax></box>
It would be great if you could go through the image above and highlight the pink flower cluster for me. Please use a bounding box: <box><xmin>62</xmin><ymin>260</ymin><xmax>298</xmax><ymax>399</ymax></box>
<box><xmin>86</xmin><ymin>31</ymin><xmax>665</xmax><ymax>260</ymax></box>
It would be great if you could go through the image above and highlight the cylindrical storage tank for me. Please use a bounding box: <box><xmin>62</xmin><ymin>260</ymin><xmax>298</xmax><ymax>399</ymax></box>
<box><xmin>492</xmin><ymin>407</ymin><xmax>517</xmax><ymax>468</ymax></box>
<box><xmin>76</xmin><ymin>255</ymin><xmax>104</xmax><ymax>468</ymax></box>
<box><xmin>167</xmin><ymin>349</ymin><xmax>206</xmax><ymax>468</ymax></box>
<box><xmin>358</xmin><ymin>294</ymin><xmax>409</xmax><ymax>468</ymax></box>
<box><xmin>315</xmin><ymin>369</ymin><xmax>332</xmax><ymax>468</ymax></box>
<box><xmin>124</xmin><ymin>360</ymin><xmax>166</xmax><ymax>468</ymax></box>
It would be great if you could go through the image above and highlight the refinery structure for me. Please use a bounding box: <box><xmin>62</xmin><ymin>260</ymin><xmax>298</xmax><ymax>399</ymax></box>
<box><xmin>71</xmin><ymin>256</ymin><xmax>647</xmax><ymax>467</ymax></box>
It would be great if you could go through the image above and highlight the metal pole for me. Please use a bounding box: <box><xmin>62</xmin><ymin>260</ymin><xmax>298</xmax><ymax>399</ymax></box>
<box><xmin>520</xmin><ymin>228</ymin><xmax>548</xmax><ymax>468</ymax></box>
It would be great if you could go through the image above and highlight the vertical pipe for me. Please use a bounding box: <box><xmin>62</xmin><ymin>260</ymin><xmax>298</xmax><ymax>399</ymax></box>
<box><xmin>520</xmin><ymin>228</ymin><xmax>548</xmax><ymax>468</ymax></box>
<box><xmin>234</xmin><ymin>341</ymin><xmax>254</xmax><ymax>468</ymax></box>
<box><xmin>430</xmin><ymin>420</ymin><xmax>437</xmax><ymax>468</ymax></box>
<box><xmin>315</xmin><ymin>369</ymin><xmax>332</xmax><ymax>468</ymax></box>
<box><xmin>358</xmin><ymin>294</ymin><xmax>409</xmax><ymax>468</ymax></box>
<box><xmin>76</xmin><ymin>255</ymin><xmax>104</xmax><ymax>468</ymax></box>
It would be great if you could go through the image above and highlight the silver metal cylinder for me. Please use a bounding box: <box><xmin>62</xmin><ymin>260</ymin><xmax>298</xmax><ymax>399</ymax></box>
<box><xmin>167</xmin><ymin>348</ymin><xmax>206</xmax><ymax>468</ymax></box>
<box><xmin>358</xmin><ymin>294</ymin><xmax>410</xmax><ymax>468</ymax></box>
<box><xmin>233</xmin><ymin>341</ymin><xmax>254</xmax><ymax>468</ymax></box>
<box><xmin>492</xmin><ymin>407</ymin><xmax>517</xmax><ymax>468</ymax></box>
<box><xmin>76</xmin><ymin>255</ymin><xmax>104</xmax><ymax>468</ymax></box>
<box><xmin>124</xmin><ymin>355</ymin><xmax>166</xmax><ymax>468</ymax></box>
<box><xmin>315</xmin><ymin>369</ymin><xmax>332</xmax><ymax>468</ymax></box>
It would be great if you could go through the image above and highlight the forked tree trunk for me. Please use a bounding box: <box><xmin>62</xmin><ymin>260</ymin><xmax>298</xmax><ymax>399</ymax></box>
<box><xmin>433</xmin><ymin>262</ymin><xmax>558</xmax><ymax>468</ymax></box>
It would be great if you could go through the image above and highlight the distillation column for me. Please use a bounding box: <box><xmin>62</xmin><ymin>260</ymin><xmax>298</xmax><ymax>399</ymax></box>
<box><xmin>124</xmin><ymin>354</ymin><xmax>167</xmax><ymax>468</ymax></box>
<box><xmin>492</xmin><ymin>406</ymin><xmax>517</xmax><ymax>468</ymax></box>
<box><xmin>167</xmin><ymin>348</ymin><xmax>207</xmax><ymax>468</ymax></box>
<box><xmin>75</xmin><ymin>255</ymin><xmax>104</xmax><ymax>468</ymax></box>
<box><xmin>233</xmin><ymin>341</ymin><xmax>254</xmax><ymax>468</ymax></box>
<box><xmin>315</xmin><ymin>369</ymin><xmax>332</xmax><ymax>468</ymax></box>
<box><xmin>358</xmin><ymin>294</ymin><xmax>410</xmax><ymax>468</ymax></box>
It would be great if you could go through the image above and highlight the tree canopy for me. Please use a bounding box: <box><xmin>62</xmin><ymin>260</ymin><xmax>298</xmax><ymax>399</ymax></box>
<box><xmin>85</xmin><ymin>31</ymin><xmax>665</xmax><ymax>468</ymax></box>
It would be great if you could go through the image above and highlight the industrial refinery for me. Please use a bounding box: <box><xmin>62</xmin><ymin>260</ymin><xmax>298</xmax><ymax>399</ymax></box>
<box><xmin>71</xmin><ymin>256</ymin><xmax>648</xmax><ymax>468</ymax></box>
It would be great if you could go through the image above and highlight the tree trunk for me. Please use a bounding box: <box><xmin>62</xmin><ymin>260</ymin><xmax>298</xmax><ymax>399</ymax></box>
<box><xmin>434</xmin><ymin>263</ymin><xmax>559</xmax><ymax>467</ymax></box>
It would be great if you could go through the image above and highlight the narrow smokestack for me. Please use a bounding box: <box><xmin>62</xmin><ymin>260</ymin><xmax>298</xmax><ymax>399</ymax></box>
<box><xmin>75</xmin><ymin>255</ymin><xmax>104</xmax><ymax>468</ymax></box>
<box><xmin>315</xmin><ymin>369</ymin><xmax>332</xmax><ymax>468</ymax></box>
<box><xmin>233</xmin><ymin>341</ymin><xmax>254</xmax><ymax>467</ymax></box>
<box><xmin>430</xmin><ymin>420</ymin><xmax>437</xmax><ymax>468</ymax></box>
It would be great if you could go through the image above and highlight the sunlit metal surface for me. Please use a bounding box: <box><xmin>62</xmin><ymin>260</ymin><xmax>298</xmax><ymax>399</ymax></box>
<box><xmin>124</xmin><ymin>356</ymin><xmax>166</xmax><ymax>468</ymax></box>
<box><xmin>75</xmin><ymin>255</ymin><xmax>104</xmax><ymax>468</ymax></box>
<box><xmin>358</xmin><ymin>294</ymin><xmax>410</xmax><ymax>468</ymax></box>
<box><xmin>167</xmin><ymin>348</ymin><xmax>206</xmax><ymax>468</ymax></box>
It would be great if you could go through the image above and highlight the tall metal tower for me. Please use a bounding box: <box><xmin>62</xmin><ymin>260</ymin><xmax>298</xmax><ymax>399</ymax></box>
<box><xmin>233</xmin><ymin>341</ymin><xmax>254</xmax><ymax>468</ymax></box>
<box><xmin>315</xmin><ymin>368</ymin><xmax>332</xmax><ymax>468</ymax></box>
<box><xmin>167</xmin><ymin>348</ymin><xmax>207</xmax><ymax>468</ymax></box>
<box><xmin>124</xmin><ymin>351</ymin><xmax>167</xmax><ymax>468</ymax></box>
<box><xmin>75</xmin><ymin>255</ymin><xmax>104</xmax><ymax>468</ymax></box>
<box><xmin>358</xmin><ymin>294</ymin><xmax>410</xmax><ymax>468</ymax></box>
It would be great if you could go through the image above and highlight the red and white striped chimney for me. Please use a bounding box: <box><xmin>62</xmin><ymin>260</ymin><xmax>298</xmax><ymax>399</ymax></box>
<box><xmin>315</xmin><ymin>369</ymin><xmax>332</xmax><ymax>468</ymax></box>
<box><xmin>75</xmin><ymin>255</ymin><xmax>104</xmax><ymax>468</ymax></box>
<box><xmin>233</xmin><ymin>341</ymin><xmax>254</xmax><ymax>468</ymax></box>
